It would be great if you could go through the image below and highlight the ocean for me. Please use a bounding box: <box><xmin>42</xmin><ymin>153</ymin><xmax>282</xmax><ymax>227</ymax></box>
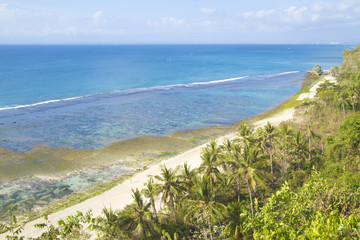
<box><xmin>0</xmin><ymin>44</ymin><xmax>355</xmax><ymax>212</ymax></box>
<box><xmin>0</xmin><ymin>44</ymin><xmax>353</xmax><ymax>152</ymax></box>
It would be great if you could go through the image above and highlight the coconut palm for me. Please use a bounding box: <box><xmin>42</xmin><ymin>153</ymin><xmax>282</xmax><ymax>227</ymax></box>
<box><xmin>117</xmin><ymin>189</ymin><xmax>156</xmax><ymax>240</ymax></box>
<box><xmin>92</xmin><ymin>207</ymin><xmax>124</xmax><ymax>240</ymax></box>
<box><xmin>199</xmin><ymin>139</ymin><xmax>222</xmax><ymax>199</ymax></box>
<box><xmin>278</xmin><ymin>123</ymin><xmax>293</xmax><ymax>180</ymax></box>
<box><xmin>263</xmin><ymin>122</ymin><xmax>276</xmax><ymax>177</ymax></box>
<box><xmin>348</xmin><ymin>84</ymin><xmax>360</xmax><ymax>111</ymax></box>
<box><xmin>237</xmin><ymin>124</ymin><xmax>254</xmax><ymax>147</ymax></box>
<box><xmin>291</xmin><ymin>131</ymin><xmax>308</xmax><ymax>171</ymax></box>
<box><xmin>155</xmin><ymin>165</ymin><xmax>182</xmax><ymax>224</ymax></box>
<box><xmin>240</xmin><ymin>146</ymin><xmax>265</xmax><ymax>217</ymax></box>
<box><xmin>185</xmin><ymin>175</ymin><xmax>226</xmax><ymax>240</ymax></box>
<box><xmin>222</xmin><ymin>143</ymin><xmax>243</xmax><ymax>203</ymax></box>
<box><xmin>223</xmin><ymin>202</ymin><xmax>247</xmax><ymax>240</ymax></box>
<box><xmin>142</xmin><ymin>177</ymin><xmax>160</xmax><ymax>221</ymax></box>
<box><xmin>306</xmin><ymin>125</ymin><xmax>321</xmax><ymax>162</ymax></box>
<box><xmin>220</xmin><ymin>139</ymin><xmax>234</xmax><ymax>171</ymax></box>
<box><xmin>179</xmin><ymin>162</ymin><xmax>195</xmax><ymax>195</ymax></box>
<box><xmin>335</xmin><ymin>91</ymin><xmax>349</xmax><ymax>119</ymax></box>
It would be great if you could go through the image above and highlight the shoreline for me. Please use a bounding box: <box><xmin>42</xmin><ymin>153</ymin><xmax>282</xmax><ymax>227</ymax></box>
<box><xmin>1</xmin><ymin>74</ymin><xmax>334</xmax><ymax>238</ymax></box>
<box><xmin>0</xmin><ymin>122</ymin><xmax>236</xmax><ymax>182</ymax></box>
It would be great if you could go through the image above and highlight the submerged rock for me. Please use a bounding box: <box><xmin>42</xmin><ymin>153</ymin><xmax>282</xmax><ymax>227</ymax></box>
<box><xmin>308</xmin><ymin>64</ymin><xmax>323</xmax><ymax>76</ymax></box>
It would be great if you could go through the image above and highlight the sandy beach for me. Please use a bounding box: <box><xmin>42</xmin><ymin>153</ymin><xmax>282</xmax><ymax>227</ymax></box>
<box><xmin>1</xmin><ymin>75</ymin><xmax>334</xmax><ymax>239</ymax></box>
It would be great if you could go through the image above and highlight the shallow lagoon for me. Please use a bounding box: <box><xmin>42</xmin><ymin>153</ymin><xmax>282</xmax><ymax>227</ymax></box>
<box><xmin>0</xmin><ymin>44</ymin><xmax>353</xmax><ymax>215</ymax></box>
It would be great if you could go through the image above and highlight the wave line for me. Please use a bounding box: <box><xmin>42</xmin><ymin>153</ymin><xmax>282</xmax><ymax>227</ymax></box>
<box><xmin>0</xmin><ymin>71</ymin><xmax>301</xmax><ymax>111</ymax></box>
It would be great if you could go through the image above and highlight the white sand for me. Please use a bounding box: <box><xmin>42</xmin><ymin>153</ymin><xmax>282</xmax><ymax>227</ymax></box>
<box><xmin>1</xmin><ymin>76</ymin><xmax>330</xmax><ymax>239</ymax></box>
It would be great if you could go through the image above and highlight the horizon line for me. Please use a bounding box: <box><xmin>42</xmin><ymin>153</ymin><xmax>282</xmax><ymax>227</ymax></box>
<box><xmin>0</xmin><ymin>42</ymin><xmax>358</xmax><ymax>46</ymax></box>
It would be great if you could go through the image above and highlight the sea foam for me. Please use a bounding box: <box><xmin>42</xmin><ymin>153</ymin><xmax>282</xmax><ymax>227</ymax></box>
<box><xmin>0</xmin><ymin>71</ymin><xmax>299</xmax><ymax>112</ymax></box>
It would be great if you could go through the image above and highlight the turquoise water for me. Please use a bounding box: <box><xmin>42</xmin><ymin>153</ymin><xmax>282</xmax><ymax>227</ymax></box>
<box><xmin>0</xmin><ymin>44</ymin><xmax>355</xmax><ymax>214</ymax></box>
<box><xmin>0</xmin><ymin>164</ymin><xmax>135</xmax><ymax>216</ymax></box>
<box><xmin>0</xmin><ymin>44</ymin><xmax>354</xmax><ymax>152</ymax></box>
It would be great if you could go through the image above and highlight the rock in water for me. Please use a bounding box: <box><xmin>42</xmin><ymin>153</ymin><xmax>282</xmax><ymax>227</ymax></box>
<box><xmin>308</xmin><ymin>64</ymin><xmax>323</xmax><ymax>76</ymax></box>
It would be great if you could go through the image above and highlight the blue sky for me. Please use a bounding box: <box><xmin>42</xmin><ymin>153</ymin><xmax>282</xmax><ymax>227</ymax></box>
<box><xmin>0</xmin><ymin>0</ymin><xmax>359</xmax><ymax>44</ymax></box>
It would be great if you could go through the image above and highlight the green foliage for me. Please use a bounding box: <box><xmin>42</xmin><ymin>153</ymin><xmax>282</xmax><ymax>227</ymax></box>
<box><xmin>33</xmin><ymin>211</ymin><xmax>92</xmax><ymax>240</ymax></box>
<box><xmin>4</xmin><ymin>44</ymin><xmax>360</xmax><ymax>240</ymax></box>
<box><xmin>91</xmin><ymin>207</ymin><xmax>128</xmax><ymax>239</ymax></box>
<box><xmin>0</xmin><ymin>205</ymin><xmax>24</xmax><ymax>240</ymax></box>
<box><xmin>223</xmin><ymin>202</ymin><xmax>248</xmax><ymax>240</ymax></box>
<box><xmin>328</xmin><ymin>112</ymin><xmax>360</xmax><ymax>170</ymax></box>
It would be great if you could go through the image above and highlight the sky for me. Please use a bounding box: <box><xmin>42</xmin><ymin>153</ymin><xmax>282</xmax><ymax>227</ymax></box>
<box><xmin>0</xmin><ymin>0</ymin><xmax>359</xmax><ymax>44</ymax></box>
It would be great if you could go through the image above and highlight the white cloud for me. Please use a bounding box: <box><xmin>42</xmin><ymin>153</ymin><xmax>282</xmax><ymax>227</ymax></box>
<box><xmin>243</xmin><ymin>9</ymin><xmax>276</xmax><ymax>19</ymax></box>
<box><xmin>91</xmin><ymin>10</ymin><xmax>103</xmax><ymax>22</ymax></box>
<box><xmin>283</xmin><ymin>6</ymin><xmax>308</xmax><ymax>22</ymax></box>
<box><xmin>161</xmin><ymin>17</ymin><xmax>185</xmax><ymax>25</ymax></box>
<box><xmin>200</xmin><ymin>8</ymin><xmax>216</xmax><ymax>15</ymax></box>
<box><xmin>0</xmin><ymin>3</ymin><xmax>8</xmax><ymax>11</ymax></box>
<box><xmin>235</xmin><ymin>0</ymin><xmax>360</xmax><ymax>37</ymax></box>
<box><xmin>201</xmin><ymin>20</ymin><xmax>217</xmax><ymax>26</ymax></box>
<box><xmin>311</xmin><ymin>14</ymin><xmax>320</xmax><ymax>22</ymax></box>
<box><xmin>0</xmin><ymin>3</ymin><xmax>18</xmax><ymax>19</ymax></box>
<box><xmin>312</xmin><ymin>2</ymin><xmax>323</xmax><ymax>12</ymax></box>
<box><xmin>65</xmin><ymin>26</ymin><xmax>78</xmax><ymax>36</ymax></box>
<box><xmin>244</xmin><ymin>6</ymin><xmax>309</xmax><ymax>23</ymax></box>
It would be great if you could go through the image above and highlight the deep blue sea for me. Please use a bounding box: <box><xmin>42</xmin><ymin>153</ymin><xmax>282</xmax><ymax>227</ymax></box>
<box><xmin>0</xmin><ymin>44</ymin><xmax>355</xmax><ymax>152</ymax></box>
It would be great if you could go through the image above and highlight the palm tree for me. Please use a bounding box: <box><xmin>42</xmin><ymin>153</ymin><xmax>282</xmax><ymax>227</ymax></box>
<box><xmin>220</xmin><ymin>139</ymin><xmax>234</xmax><ymax>171</ymax></box>
<box><xmin>155</xmin><ymin>165</ymin><xmax>182</xmax><ymax>224</ymax></box>
<box><xmin>278</xmin><ymin>123</ymin><xmax>293</xmax><ymax>180</ymax></box>
<box><xmin>185</xmin><ymin>175</ymin><xmax>226</xmax><ymax>240</ymax></box>
<box><xmin>291</xmin><ymin>131</ymin><xmax>308</xmax><ymax>171</ymax></box>
<box><xmin>223</xmin><ymin>202</ymin><xmax>247</xmax><ymax>240</ymax></box>
<box><xmin>306</xmin><ymin>125</ymin><xmax>321</xmax><ymax>162</ymax></box>
<box><xmin>240</xmin><ymin>146</ymin><xmax>265</xmax><ymax>217</ymax></box>
<box><xmin>222</xmin><ymin>143</ymin><xmax>243</xmax><ymax>203</ymax></box>
<box><xmin>335</xmin><ymin>92</ymin><xmax>349</xmax><ymax>119</ymax></box>
<box><xmin>92</xmin><ymin>207</ymin><xmax>124</xmax><ymax>240</ymax></box>
<box><xmin>237</xmin><ymin>124</ymin><xmax>254</xmax><ymax>147</ymax></box>
<box><xmin>179</xmin><ymin>162</ymin><xmax>195</xmax><ymax>195</ymax></box>
<box><xmin>142</xmin><ymin>177</ymin><xmax>160</xmax><ymax>221</ymax></box>
<box><xmin>199</xmin><ymin>139</ymin><xmax>222</xmax><ymax>199</ymax></box>
<box><xmin>348</xmin><ymin>83</ymin><xmax>360</xmax><ymax>111</ymax></box>
<box><xmin>263</xmin><ymin>122</ymin><xmax>276</xmax><ymax>177</ymax></box>
<box><xmin>117</xmin><ymin>189</ymin><xmax>156</xmax><ymax>239</ymax></box>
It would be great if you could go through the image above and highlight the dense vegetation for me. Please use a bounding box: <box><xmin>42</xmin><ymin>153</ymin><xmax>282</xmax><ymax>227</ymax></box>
<box><xmin>2</xmin><ymin>45</ymin><xmax>360</xmax><ymax>239</ymax></box>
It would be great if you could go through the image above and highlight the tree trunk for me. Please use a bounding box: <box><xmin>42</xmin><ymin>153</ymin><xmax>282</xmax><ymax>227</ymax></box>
<box><xmin>142</xmin><ymin>226</ymin><xmax>148</xmax><ymax>240</ymax></box>
<box><xmin>237</xmin><ymin>176</ymin><xmax>241</xmax><ymax>202</ymax></box>
<box><xmin>151</xmin><ymin>200</ymin><xmax>158</xmax><ymax>221</ymax></box>
<box><xmin>270</xmin><ymin>143</ymin><xmax>273</xmax><ymax>176</ymax></box>
<box><xmin>285</xmin><ymin>156</ymin><xmax>288</xmax><ymax>180</ymax></box>
<box><xmin>212</xmin><ymin>177</ymin><xmax>216</xmax><ymax>203</ymax></box>
<box><xmin>270</xmin><ymin>142</ymin><xmax>274</xmax><ymax>188</ymax></box>
<box><xmin>342</xmin><ymin>103</ymin><xmax>346</xmax><ymax>119</ymax></box>
<box><xmin>207</xmin><ymin>212</ymin><xmax>213</xmax><ymax>240</ymax></box>
<box><xmin>247</xmin><ymin>180</ymin><xmax>254</xmax><ymax>217</ymax></box>
<box><xmin>284</xmin><ymin>149</ymin><xmax>288</xmax><ymax>181</ymax></box>
<box><xmin>309</xmin><ymin>137</ymin><xmax>311</xmax><ymax>162</ymax></box>
<box><xmin>171</xmin><ymin>199</ymin><xmax>177</xmax><ymax>224</ymax></box>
